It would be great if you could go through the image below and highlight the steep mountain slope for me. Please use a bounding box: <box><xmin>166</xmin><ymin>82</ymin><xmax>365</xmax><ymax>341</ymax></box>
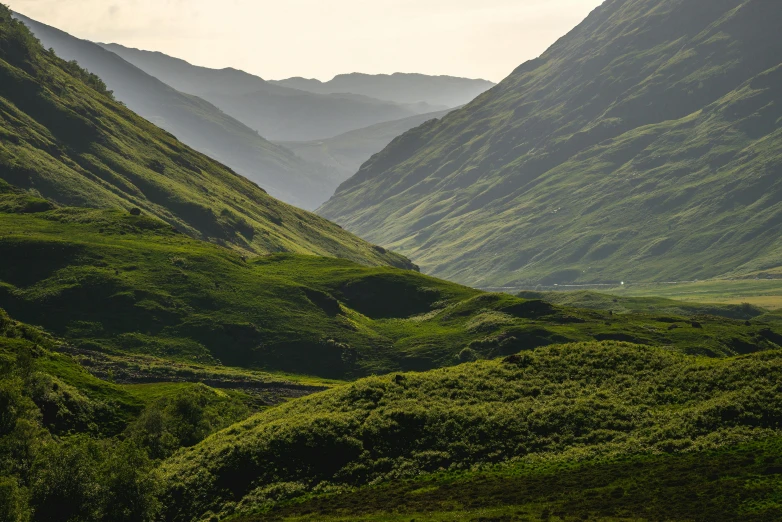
<box><xmin>161</xmin><ymin>341</ymin><xmax>782</xmax><ymax>520</ymax></box>
<box><xmin>272</xmin><ymin>72</ymin><xmax>496</xmax><ymax>108</ymax></box>
<box><xmin>281</xmin><ymin>108</ymin><xmax>453</xmax><ymax>182</ymax></box>
<box><xmin>320</xmin><ymin>0</ymin><xmax>782</xmax><ymax>287</ymax></box>
<box><xmin>99</xmin><ymin>43</ymin><xmax>435</xmax><ymax>142</ymax></box>
<box><xmin>13</xmin><ymin>13</ymin><xmax>340</xmax><ymax>210</ymax></box>
<box><xmin>0</xmin><ymin>9</ymin><xmax>411</xmax><ymax>268</ymax></box>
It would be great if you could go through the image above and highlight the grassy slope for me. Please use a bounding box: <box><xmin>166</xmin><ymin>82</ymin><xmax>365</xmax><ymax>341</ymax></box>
<box><xmin>520</xmin><ymin>289</ymin><xmax>768</xmax><ymax>319</ymax></box>
<box><xmin>0</xmin><ymin>9</ymin><xmax>411</xmax><ymax>269</ymax></box>
<box><xmin>5</xmin><ymin>188</ymin><xmax>782</xmax><ymax>380</ymax></box>
<box><xmin>320</xmin><ymin>0</ymin><xmax>782</xmax><ymax>287</ymax></box>
<box><xmin>255</xmin><ymin>438</ymin><xmax>782</xmax><ymax>521</ymax></box>
<box><xmin>281</xmin><ymin>109</ymin><xmax>453</xmax><ymax>183</ymax></box>
<box><xmin>14</xmin><ymin>13</ymin><xmax>342</xmax><ymax>212</ymax></box>
<box><xmin>96</xmin><ymin>43</ymin><xmax>428</xmax><ymax>143</ymax></box>
<box><xmin>160</xmin><ymin>341</ymin><xmax>782</xmax><ymax>520</ymax></box>
<box><xmin>599</xmin><ymin>279</ymin><xmax>782</xmax><ymax>311</ymax></box>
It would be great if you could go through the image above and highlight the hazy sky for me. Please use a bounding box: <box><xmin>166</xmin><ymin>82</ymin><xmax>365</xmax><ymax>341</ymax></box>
<box><xmin>8</xmin><ymin>0</ymin><xmax>604</xmax><ymax>82</ymax></box>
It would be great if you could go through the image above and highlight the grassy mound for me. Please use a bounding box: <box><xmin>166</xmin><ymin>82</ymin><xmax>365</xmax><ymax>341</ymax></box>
<box><xmin>159</xmin><ymin>341</ymin><xmax>782</xmax><ymax>520</ymax></box>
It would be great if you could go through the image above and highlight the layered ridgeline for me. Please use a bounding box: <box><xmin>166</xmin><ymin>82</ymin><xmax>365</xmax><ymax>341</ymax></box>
<box><xmin>321</xmin><ymin>0</ymin><xmax>782</xmax><ymax>287</ymax></box>
<box><xmin>0</xmin><ymin>9</ymin><xmax>410</xmax><ymax>268</ymax></box>
<box><xmin>282</xmin><ymin>108</ymin><xmax>453</xmax><ymax>182</ymax></box>
<box><xmin>271</xmin><ymin>72</ymin><xmax>496</xmax><ymax>108</ymax></box>
<box><xmin>12</xmin><ymin>12</ymin><xmax>340</xmax><ymax>210</ymax></box>
<box><xmin>99</xmin><ymin>43</ymin><xmax>443</xmax><ymax>142</ymax></box>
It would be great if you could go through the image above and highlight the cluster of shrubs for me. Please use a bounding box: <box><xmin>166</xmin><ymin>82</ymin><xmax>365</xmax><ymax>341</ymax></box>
<box><xmin>0</xmin><ymin>310</ymin><xmax>251</xmax><ymax>521</ymax></box>
<box><xmin>159</xmin><ymin>341</ymin><xmax>782</xmax><ymax>520</ymax></box>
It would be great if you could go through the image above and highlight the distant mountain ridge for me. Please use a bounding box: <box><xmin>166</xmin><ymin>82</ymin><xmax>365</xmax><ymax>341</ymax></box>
<box><xmin>99</xmin><ymin>43</ymin><xmax>445</xmax><ymax>142</ymax></box>
<box><xmin>13</xmin><ymin>12</ymin><xmax>339</xmax><ymax>210</ymax></box>
<box><xmin>0</xmin><ymin>9</ymin><xmax>413</xmax><ymax>268</ymax></box>
<box><xmin>320</xmin><ymin>0</ymin><xmax>782</xmax><ymax>287</ymax></box>
<box><xmin>281</xmin><ymin>108</ymin><xmax>454</xmax><ymax>183</ymax></box>
<box><xmin>271</xmin><ymin>72</ymin><xmax>496</xmax><ymax>108</ymax></box>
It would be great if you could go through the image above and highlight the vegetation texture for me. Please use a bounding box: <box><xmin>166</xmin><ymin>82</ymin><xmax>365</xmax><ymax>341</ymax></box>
<box><xmin>6</xmin><ymin>186</ymin><xmax>782</xmax><ymax>381</ymax></box>
<box><xmin>160</xmin><ymin>341</ymin><xmax>782</xmax><ymax>520</ymax></box>
<box><xmin>0</xmin><ymin>9</ymin><xmax>411</xmax><ymax>268</ymax></box>
<box><xmin>320</xmin><ymin>0</ymin><xmax>782</xmax><ymax>288</ymax></box>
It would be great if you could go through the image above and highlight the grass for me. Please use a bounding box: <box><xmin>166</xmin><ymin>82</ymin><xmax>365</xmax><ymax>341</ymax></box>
<box><xmin>0</xmin><ymin>7</ymin><xmax>413</xmax><ymax>269</ymax></box>
<box><xmin>600</xmin><ymin>279</ymin><xmax>782</xmax><ymax>310</ymax></box>
<box><xmin>319</xmin><ymin>0</ymin><xmax>782</xmax><ymax>288</ymax></box>
<box><xmin>518</xmin><ymin>288</ymin><xmax>769</xmax><ymax>318</ymax></box>
<box><xmin>159</xmin><ymin>341</ymin><xmax>782</xmax><ymax>521</ymax></box>
<box><xmin>247</xmin><ymin>437</ymin><xmax>782</xmax><ymax>521</ymax></box>
<box><xmin>5</xmin><ymin>193</ymin><xmax>782</xmax><ymax>380</ymax></box>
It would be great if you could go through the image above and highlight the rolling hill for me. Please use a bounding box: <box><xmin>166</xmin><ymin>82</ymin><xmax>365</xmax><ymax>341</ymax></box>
<box><xmin>319</xmin><ymin>0</ymin><xmax>782</xmax><ymax>288</ymax></box>
<box><xmin>98</xmin><ymin>43</ymin><xmax>440</xmax><ymax>142</ymax></box>
<box><xmin>12</xmin><ymin>12</ymin><xmax>341</xmax><ymax>211</ymax></box>
<box><xmin>281</xmin><ymin>108</ymin><xmax>453</xmax><ymax>182</ymax></box>
<box><xmin>161</xmin><ymin>341</ymin><xmax>782</xmax><ymax>520</ymax></box>
<box><xmin>0</xmin><ymin>9</ymin><xmax>411</xmax><ymax>268</ymax></box>
<box><xmin>272</xmin><ymin>72</ymin><xmax>496</xmax><ymax>108</ymax></box>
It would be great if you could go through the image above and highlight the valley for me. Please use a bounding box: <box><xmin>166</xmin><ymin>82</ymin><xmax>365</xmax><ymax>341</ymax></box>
<box><xmin>1</xmin><ymin>1</ymin><xmax>782</xmax><ymax>521</ymax></box>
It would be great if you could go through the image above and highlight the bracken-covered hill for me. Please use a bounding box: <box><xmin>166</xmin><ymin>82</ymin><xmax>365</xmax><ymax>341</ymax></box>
<box><xmin>320</xmin><ymin>0</ymin><xmax>782</xmax><ymax>287</ymax></box>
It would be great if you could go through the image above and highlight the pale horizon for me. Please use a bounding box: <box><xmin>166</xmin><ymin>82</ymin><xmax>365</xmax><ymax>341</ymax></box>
<box><xmin>7</xmin><ymin>0</ymin><xmax>604</xmax><ymax>83</ymax></box>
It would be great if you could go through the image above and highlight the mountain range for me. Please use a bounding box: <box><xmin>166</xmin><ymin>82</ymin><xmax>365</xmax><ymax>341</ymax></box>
<box><xmin>320</xmin><ymin>0</ymin><xmax>782</xmax><ymax>288</ymax></box>
<box><xmin>271</xmin><ymin>72</ymin><xmax>496</xmax><ymax>108</ymax></box>
<box><xmin>13</xmin><ymin>12</ymin><xmax>340</xmax><ymax>210</ymax></box>
<box><xmin>0</xmin><ymin>12</ymin><xmax>411</xmax><ymax>268</ymax></box>
<box><xmin>281</xmin><ymin>108</ymin><xmax>453</xmax><ymax>182</ymax></box>
<box><xmin>100</xmin><ymin>43</ymin><xmax>484</xmax><ymax>142</ymax></box>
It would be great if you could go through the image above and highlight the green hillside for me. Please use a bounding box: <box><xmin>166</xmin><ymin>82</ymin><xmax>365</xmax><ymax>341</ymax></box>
<box><xmin>6</xmin><ymin>184</ymin><xmax>782</xmax><ymax>381</ymax></box>
<box><xmin>160</xmin><ymin>341</ymin><xmax>782</xmax><ymax>520</ymax></box>
<box><xmin>320</xmin><ymin>0</ymin><xmax>782</xmax><ymax>287</ymax></box>
<box><xmin>281</xmin><ymin>108</ymin><xmax>453</xmax><ymax>183</ymax></box>
<box><xmin>0</xmin><ymin>8</ymin><xmax>411</xmax><ymax>268</ymax></box>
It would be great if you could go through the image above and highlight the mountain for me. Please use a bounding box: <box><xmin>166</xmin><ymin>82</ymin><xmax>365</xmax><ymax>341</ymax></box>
<box><xmin>99</xmin><ymin>43</ymin><xmax>439</xmax><ymax>142</ymax></box>
<box><xmin>272</xmin><ymin>72</ymin><xmax>496</xmax><ymax>108</ymax></box>
<box><xmin>320</xmin><ymin>0</ymin><xmax>782</xmax><ymax>288</ymax></box>
<box><xmin>12</xmin><ymin>13</ymin><xmax>343</xmax><ymax>211</ymax></box>
<box><xmin>281</xmin><ymin>108</ymin><xmax>453</xmax><ymax>182</ymax></box>
<box><xmin>0</xmin><ymin>10</ymin><xmax>411</xmax><ymax>268</ymax></box>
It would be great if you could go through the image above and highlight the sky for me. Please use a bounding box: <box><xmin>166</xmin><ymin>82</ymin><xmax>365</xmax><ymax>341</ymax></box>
<box><xmin>7</xmin><ymin>0</ymin><xmax>604</xmax><ymax>83</ymax></box>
